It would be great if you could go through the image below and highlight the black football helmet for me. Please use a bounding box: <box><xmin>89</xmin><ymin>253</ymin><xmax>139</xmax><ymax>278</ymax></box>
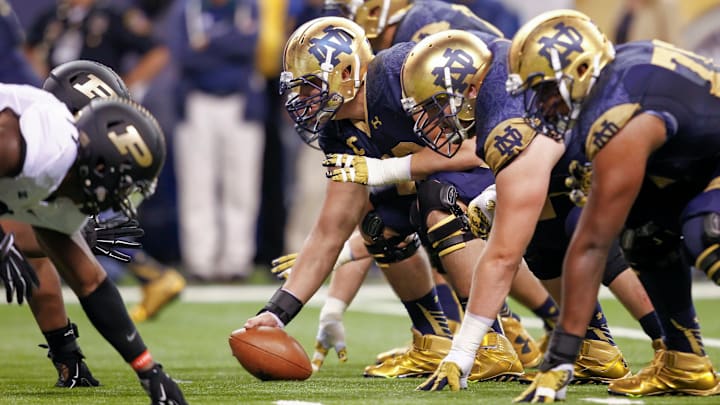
<box><xmin>74</xmin><ymin>97</ymin><xmax>166</xmax><ymax>218</ymax></box>
<box><xmin>43</xmin><ymin>60</ymin><xmax>131</xmax><ymax>114</ymax></box>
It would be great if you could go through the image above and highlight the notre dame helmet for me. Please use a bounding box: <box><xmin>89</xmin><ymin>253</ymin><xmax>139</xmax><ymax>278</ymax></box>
<box><xmin>43</xmin><ymin>60</ymin><xmax>130</xmax><ymax>114</ymax></box>
<box><xmin>400</xmin><ymin>30</ymin><xmax>492</xmax><ymax>158</ymax></box>
<box><xmin>506</xmin><ymin>9</ymin><xmax>614</xmax><ymax>139</ymax></box>
<box><xmin>280</xmin><ymin>16</ymin><xmax>374</xmax><ymax>146</ymax></box>
<box><xmin>74</xmin><ymin>97</ymin><xmax>165</xmax><ymax>218</ymax></box>
<box><xmin>324</xmin><ymin>0</ymin><xmax>410</xmax><ymax>39</ymax></box>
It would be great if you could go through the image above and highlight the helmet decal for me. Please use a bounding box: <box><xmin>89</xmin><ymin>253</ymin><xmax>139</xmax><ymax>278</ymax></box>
<box><xmin>537</xmin><ymin>23</ymin><xmax>584</xmax><ymax>68</ymax></box>
<box><xmin>431</xmin><ymin>48</ymin><xmax>478</xmax><ymax>94</ymax></box>
<box><xmin>72</xmin><ymin>73</ymin><xmax>119</xmax><ymax>100</ymax></box>
<box><xmin>108</xmin><ymin>124</ymin><xmax>153</xmax><ymax>168</ymax></box>
<box><xmin>308</xmin><ymin>26</ymin><xmax>355</xmax><ymax>68</ymax></box>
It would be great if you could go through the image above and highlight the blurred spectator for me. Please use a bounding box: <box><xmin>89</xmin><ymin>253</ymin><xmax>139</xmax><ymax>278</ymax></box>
<box><xmin>0</xmin><ymin>0</ymin><xmax>41</xmax><ymax>86</ymax></box>
<box><xmin>613</xmin><ymin>0</ymin><xmax>679</xmax><ymax>44</ymax></box>
<box><xmin>253</xmin><ymin>0</ymin><xmax>325</xmax><ymax>268</ymax></box>
<box><xmin>168</xmin><ymin>0</ymin><xmax>265</xmax><ymax>282</ymax></box>
<box><xmin>24</xmin><ymin>0</ymin><xmax>169</xmax><ymax>100</ymax></box>
<box><xmin>444</xmin><ymin>0</ymin><xmax>521</xmax><ymax>37</ymax></box>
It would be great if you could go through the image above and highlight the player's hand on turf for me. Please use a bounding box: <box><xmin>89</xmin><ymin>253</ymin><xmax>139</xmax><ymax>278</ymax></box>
<box><xmin>323</xmin><ymin>154</ymin><xmax>370</xmax><ymax>185</ymax></box>
<box><xmin>83</xmin><ymin>215</ymin><xmax>144</xmax><ymax>262</ymax></box>
<box><xmin>0</xmin><ymin>230</ymin><xmax>38</xmax><ymax>305</ymax></box>
<box><xmin>244</xmin><ymin>311</ymin><xmax>283</xmax><ymax>329</ymax></box>
<box><xmin>467</xmin><ymin>184</ymin><xmax>496</xmax><ymax>239</ymax></box>
<box><xmin>271</xmin><ymin>253</ymin><xmax>297</xmax><ymax>279</ymax></box>
<box><xmin>312</xmin><ymin>318</ymin><xmax>347</xmax><ymax>371</ymax></box>
<box><xmin>513</xmin><ymin>364</ymin><xmax>573</xmax><ymax>403</ymax></box>
<box><xmin>416</xmin><ymin>361</ymin><xmax>467</xmax><ymax>392</ymax></box>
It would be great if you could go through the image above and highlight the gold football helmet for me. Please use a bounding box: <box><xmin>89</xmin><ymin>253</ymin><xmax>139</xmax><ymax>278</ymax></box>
<box><xmin>506</xmin><ymin>9</ymin><xmax>614</xmax><ymax>139</ymax></box>
<box><xmin>280</xmin><ymin>16</ymin><xmax>374</xmax><ymax>146</ymax></box>
<box><xmin>400</xmin><ymin>30</ymin><xmax>492</xmax><ymax>157</ymax></box>
<box><xmin>324</xmin><ymin>0</ymin><xmax>410</xmax><ymax>38</ymax></box>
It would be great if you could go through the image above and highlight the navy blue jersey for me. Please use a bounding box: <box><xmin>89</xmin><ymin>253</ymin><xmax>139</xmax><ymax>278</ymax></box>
<box><xmin>471</xmin><ymin>37</ymin><xmax>625</xmax><ymax>277</ymax></box>
<box><xmin>570</xmin><ymin>40</ymin><xmax>720</xmax><ymax>182</ymax></box>
<box><xmin>394</xmin><ymin>0</ymin><xmax>503</xmax><ymax>44</ymax></box>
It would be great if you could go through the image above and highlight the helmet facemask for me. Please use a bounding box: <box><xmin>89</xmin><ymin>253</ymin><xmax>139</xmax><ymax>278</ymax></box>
<box><xmin>402</xmin><ymin>66</ymin><xmax>477</xmax><ymax>158</ymax></box>
<box><xmin>280</xmin><ymin>71</ymin><xmax>345</xmax><ymax>148</ymax></box>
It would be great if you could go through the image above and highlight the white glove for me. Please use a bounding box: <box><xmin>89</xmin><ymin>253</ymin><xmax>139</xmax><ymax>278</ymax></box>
<box><xmin>311</xmin><ymin>297</ymin><xmax>348</xmax><ymax>371</ymax></box>
<box><xmin>467</xmin><ymin>184</ymin><xmax>496</xmax><ymax>239</ymax></box>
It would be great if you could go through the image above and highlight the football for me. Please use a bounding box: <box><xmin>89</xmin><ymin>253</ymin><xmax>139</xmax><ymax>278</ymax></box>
<box><xmin>229</xmin><ymin>326</ymin><xmax>312</xmax><ymax>381</ymax></box>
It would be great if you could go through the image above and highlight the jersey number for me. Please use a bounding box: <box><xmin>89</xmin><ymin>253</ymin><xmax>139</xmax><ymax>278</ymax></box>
<box><xmin>650</xmin><ymin>40</ymin><xmax>720</xmax><ymax>97</ymax></box>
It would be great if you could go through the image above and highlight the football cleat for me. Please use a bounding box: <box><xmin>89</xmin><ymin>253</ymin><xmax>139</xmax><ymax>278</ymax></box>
<box><xmin>374</xmin><ymin>328</ymin><xmax>417</xmax><ymax>364</ymax></box>
<box><xmin>45</xmin><ymin>348</ymin><xmax>100</xmax><ymax>388</ymax></box>
<box><xmin>138</xmin><ymin>363</ymin><xmax>187</xmax><ymax>405</ymax></box>
<box><xmin>608</xmin><ymin>343</ymin><xmax>720</xmax><ymax>397</ymax></box>
<box><xmin>573</xmin><ymin>338</ymin><xmax>631</xmax><ymax>384</ymax></box>
<box><xmin>521</xmin><ymin>338</ymin><xmax>631</xmax><ymax>385</ymax></box>
<box><xmin>364</xmin><ymin>331</ymin><xmax>450</xmax><ymax>378</ymax></box>
<box><xmin>513</xmin><ymin>364</ymin><xmax>573</xmax><ymax>403</ymax></box>
<box><xmin>468</xmin><ymin>332</ymin><xmax>525</xmax><ymax>382</ymax></box>
<box><xmin>501</xmin><ymin>316</ymin><xmax>543</xmax><ymax>368</ymax></box>
<box><xmin>538</xmin><ymin>331</ymin><xmax>550</xmax><ymax>355</ymax></box>
<box><xmin>130</xmin><ymin>269</ymin><xmax>186</xmax><ymax>323</ymax></box>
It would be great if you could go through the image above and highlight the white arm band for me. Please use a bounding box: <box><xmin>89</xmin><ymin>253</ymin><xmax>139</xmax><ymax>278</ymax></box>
<box><xmin>365</xmin><ymin>155</ymin><xmax>413</xmax><ymax>186</ymax></box>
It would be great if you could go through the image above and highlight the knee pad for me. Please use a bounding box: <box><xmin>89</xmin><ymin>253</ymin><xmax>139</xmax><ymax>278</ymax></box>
<box><xmin>620</xmin><ymin>221</ymin><xmax>683</xmax><ymax>272</ymax></box>
<box><xmin>426</xmin><ymin>213</ymin><xmax>476</xmax><ymax>258</ymax></box>
<box><xmin>602</xmin><ymin>239</ymin><xmax>628</xmax><ymax>286</ymax></box>
<box><xmin>416</xmin><ymin>180</ymin><xmax>475</xmax><ymax>258</ymax></box>
<box><xmin>361</xmin><ymin>211</ymin><xmax>420</xmax><ymax>267</ymax></box>
<box><xmin>686</xmin><ymin>212</ymin><xmax>720</xmax><ymax>284</ymax></box>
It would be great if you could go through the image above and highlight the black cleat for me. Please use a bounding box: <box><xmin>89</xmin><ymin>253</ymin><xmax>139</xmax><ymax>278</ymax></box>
<box><xmin>41</xmin><ymin>345</ymin><xmax>100</xmax><ymax>388</ymax></box>
<box><xmin>53</xmin><ymin>355</ymin><xmax>101</xmax><ymax>388</ymax></box>
<box><xmin>138</xmin><ymin>363</ymin><xmax>188</xmax><ymax>405</ymax></box>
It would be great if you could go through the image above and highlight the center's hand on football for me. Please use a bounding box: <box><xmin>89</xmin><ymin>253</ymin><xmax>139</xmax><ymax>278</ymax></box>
<box><xmin>416</xmin><ymin>361</ymin><xmax>467</xmax><ymax>392</ymax></box>
<box><xmin>244</xmin><ymin>312</ymin><xmax>283</xmax><ymax>329</ymax></box>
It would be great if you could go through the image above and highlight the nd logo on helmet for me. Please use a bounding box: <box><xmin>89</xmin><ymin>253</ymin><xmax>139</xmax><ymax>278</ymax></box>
<box><xmin>537</xmin><ymin>22</ymin><xmax>584</xmax><ymax>67</ymax></box>
<box><xmin>430</xmin><ymin>48</ymin><xmax>477</xmax><ymax>93</ymax></box>
<box><xmin>308</xmin><ymin>26</ymin><xmax>354</xmax><ymax>67</ymax></box>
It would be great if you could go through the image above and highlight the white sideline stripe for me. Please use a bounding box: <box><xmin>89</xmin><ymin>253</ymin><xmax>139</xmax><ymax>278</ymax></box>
<box><xmin>581</xmin><ymin>398</ymin><xmax>644</xmax><ymax>404</ymax></box>
<box><xmin>61</xmin><ymin>282</ymin><xmax>720</xmax><ymax>347</ymax></box>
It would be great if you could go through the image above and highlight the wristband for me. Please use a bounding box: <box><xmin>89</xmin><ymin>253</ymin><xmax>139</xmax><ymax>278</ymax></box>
<box><xmin>258</xmin><ymin>288</ymin><xmax>303</xmax><ymax>325</ymax></box>
<box><xmin>366</xmin><ymin>155</ymin><xmax>412</xmax><ymax>185</ymax></box>
<box><xmin>539</xmin><ymin>327</ymin><xmax>583</xmax><ymax>371</ymax></box>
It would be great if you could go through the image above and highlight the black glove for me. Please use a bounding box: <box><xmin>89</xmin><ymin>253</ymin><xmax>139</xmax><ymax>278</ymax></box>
<box><xmin>0</xmin><ymin>228</ymin><xmax>39</xmax><ymax>304</ymax></box>
<box><xmin>83</xmin><ymin>215</ymin><xmax>145</xmax><ymax>263</ymax></box>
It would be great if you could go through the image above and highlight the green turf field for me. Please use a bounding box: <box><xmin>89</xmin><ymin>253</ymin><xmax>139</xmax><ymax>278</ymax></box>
<box><xmin>1</xmin><ymin>286</ymin><xmax>719</xmax><ymax>404</ymax></box>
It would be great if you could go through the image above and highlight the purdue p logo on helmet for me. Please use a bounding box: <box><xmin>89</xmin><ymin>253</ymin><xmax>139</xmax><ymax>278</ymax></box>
<box><xmin>74</xmin><ymin>97</ymin><xmax>166</xmax><ymax>218</ymax></box>
<box><xmin>43</xmin><ymin>60</ymin><xmax>131</xmax><ymax>114</ymax></box>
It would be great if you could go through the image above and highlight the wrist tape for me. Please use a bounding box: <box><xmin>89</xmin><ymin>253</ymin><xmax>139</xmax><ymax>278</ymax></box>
<box><xmin>259</xmin><ymin>288</ymin><xmax>303</xmax><ymax>325</ymax></box>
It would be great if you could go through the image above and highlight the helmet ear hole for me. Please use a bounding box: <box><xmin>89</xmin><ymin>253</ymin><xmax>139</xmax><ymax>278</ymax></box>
<box><xmin>577</xmin><ymin>63</ymin><xmax>589</xmax><ymax>77</ymax></box>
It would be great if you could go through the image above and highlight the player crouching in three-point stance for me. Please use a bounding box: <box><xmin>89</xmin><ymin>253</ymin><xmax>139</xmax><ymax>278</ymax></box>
<box><xmin>0</xmin><ymin>83</ymin><xmax>187</xmax><ymax>404</ymax></box>
<box><xmin>505</xmin><ymin>10</ymin><xmax>720</xmax><ymax>402</ymax></box>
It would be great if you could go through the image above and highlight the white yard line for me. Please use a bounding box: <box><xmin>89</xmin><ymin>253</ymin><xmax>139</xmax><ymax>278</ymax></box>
<box><xmin>61</xmin><ymin>282</ymin><xmax>720</xmax><ymax>347</ymax></box>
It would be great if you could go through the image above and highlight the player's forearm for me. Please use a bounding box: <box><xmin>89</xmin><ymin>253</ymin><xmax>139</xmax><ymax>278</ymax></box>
<box><xmin>410</xmin><ymin>141</ymin><xmax>483</xmax><ymax>178</ymax></box>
